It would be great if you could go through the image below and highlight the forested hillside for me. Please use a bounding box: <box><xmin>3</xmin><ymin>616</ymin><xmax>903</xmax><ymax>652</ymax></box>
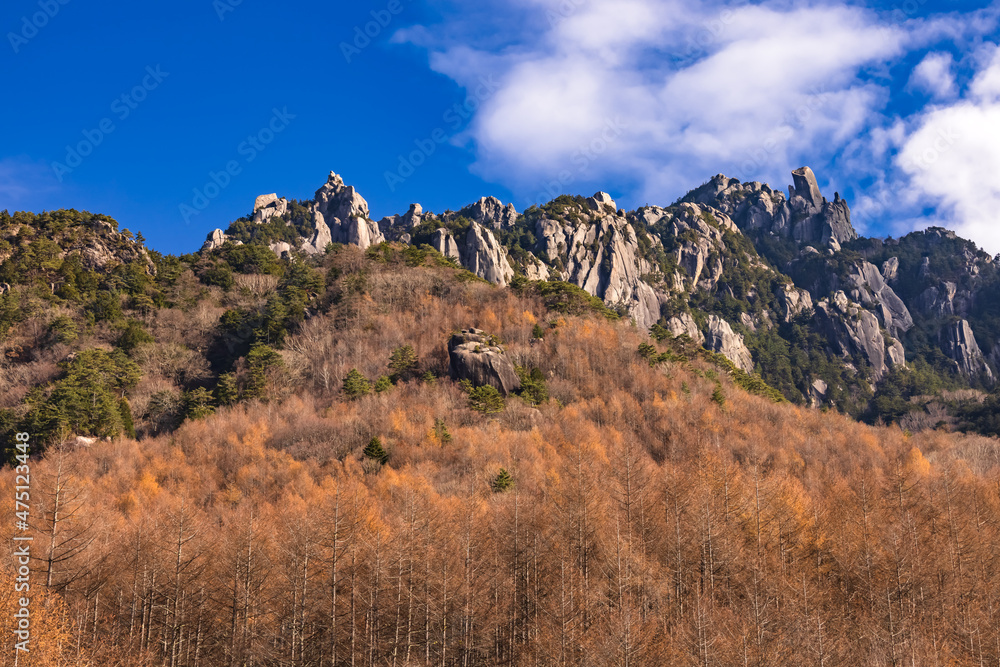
<box><xmin>0</xmin><ymin>228</ymin><xmax>998</xmax><ymax>665</ymax></box>
<box><xmin>1</xmin><ymin>170</ymin><xmax>1000</xmax><ymax>665</ymax></box>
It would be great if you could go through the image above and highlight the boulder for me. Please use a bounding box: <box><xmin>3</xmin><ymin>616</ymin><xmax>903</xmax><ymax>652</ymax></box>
<box><xmin>705</xmin><ymin>315</ymin><xmax>754</xmax><ymax>373</ymax></box>
<box><xmin>448</xmin><ymin>329</ymin><xmax>522</xmax><ymax>395</ymax></box>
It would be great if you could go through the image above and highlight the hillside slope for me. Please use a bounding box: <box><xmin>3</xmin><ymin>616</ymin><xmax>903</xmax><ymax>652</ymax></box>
<box><xmin>2</xmin><ymin>244</ymin><xmax>999</xmax><ymax>665</ymax></box>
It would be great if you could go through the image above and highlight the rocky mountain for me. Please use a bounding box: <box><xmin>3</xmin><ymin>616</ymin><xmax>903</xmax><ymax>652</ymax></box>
<box><xmin>197</xmin><ymin>167</ymin><xmax>1000</xmax><ymax>426</ymax></box>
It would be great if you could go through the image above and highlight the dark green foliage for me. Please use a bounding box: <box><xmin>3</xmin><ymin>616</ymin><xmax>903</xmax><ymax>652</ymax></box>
<box><xmin>711</xmin><ymin>384</ymin><xmax>726</xmax><ymax>409</ymax></box>
<box><xmin>515</xmin><ymin>366</ymin><xmax>549</xmax><ymax>405</ymax></box>
<box><xmin>202</xmin><ymin>263</ymin><xmax>234</xmax><ymax>289</ymax></box>
<box><xmin>374</xmin><ymin>375</ymin><xmax>392</xmax><ymax>393</ymax></box>
<box><xmin>116</xmin><ymin>319</ymin><xmax>154</xmax><ymax>355</ymax></box>
<box><xmin>342</xmin><ymin>368</ymin><xmax>371</xmax><ymax>400</ymax></box>
<box><xmin>363</xmin><ymin>436</ymin><xmax>389</xmax><ymax>464</ymax></box>
<box><xmin>409</xmin><ymin>215</ymin><xmax>474</xmax><ymax>247</ymax></box>
<box><xmin>119</xmin><ymin>397</ymin><xmax>136</xmax><ymax>439</ymax></box>
<box><xmin>23</xmin><ymin>349</ymin><xmax>142</xmax><ymax>444</ymax></box>
<box><xmin>91</xmin><ymin>290</ymin><xmax>123</xmax><ymax>323</ymax></box>
<box><xmin>183</xmin><ymin>388</ymin><xmax>216</xmax><ymax>421</ymax></box>
<box><xmin>219</xmin><ymin>243</ymin><xmax>284</xmax><ymax>276</ymax></box>
<box><xmin>469</xmin><ymin>385</ymin><xmax>505</xmax><ymax>414</ymax></box>
<box><xmin>491</xmin><ymin>468</ymin><xmax>514</xmax><ymax>493</ymax></box>
<box><xmin>48</xmin><ymin>316</ymin><xmax>79</xmax><ymax>344</ymax></box>
<box><xmin>531</xmin><ymin>323</ymin><xmax>545</xmax><ymax>339</ymax></box>
<box><xmin>388</xmin><ymin>344</ymin><xmax>419</xmax><ymax>382</ymax></box>
<box><xmin>245</xmin><ymin>343</ymin><xmax>284</xmax><ymax>400</ymax></box>
<box><xmin>422</xmin><ymin>371</ymin><xmax>437</xmax><ymax>384</ymax></box>
<box><xmin>511</xmin><ymin>278</ymin><xmax>619</xmax><ymax>320</ymax></box>
<box><xmin>214</xmin><ymin>373</ymin><xmax>239</xmax><ymax>406</ymax></box>
<box><xmin>433</xmin><ymin>418</ymin><xmax>452</xmax><ymax>443</ymax></box>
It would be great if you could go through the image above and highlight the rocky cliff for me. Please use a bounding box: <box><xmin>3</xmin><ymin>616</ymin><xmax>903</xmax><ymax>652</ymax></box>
<box><xmin>196</xmin><ymin>167</ymin><xmax>1000</xmax><ymax>413</ymax></box>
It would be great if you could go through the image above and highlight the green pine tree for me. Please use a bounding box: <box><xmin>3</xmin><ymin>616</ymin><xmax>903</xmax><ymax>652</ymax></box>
<box><xmin>363</xmin><ymin>436</ymin><xmax>389</xmax><ymax>464</ymax></box>
<box><xmin>342</xmin><ymin>369</ymin><xmax>371</xmax><ymax>400</ymax></box>
<box><xmin>711</xmin><ymin>383</ymin><xmax>726</xmax><ymax>410</ymax></box>
<box><xmin>119</xmin><ymin>397</ymin><xmax>136</xmax><ymax>439</ymax></box>
<box><xmin>374</xmin><ymin>375</ymin><xmax>392</xmax><ymax>393</ymax></box>
<box><xmin>531</xmin><ymin>323</ymin><xmax>545</xmax><ymax>339</ymax></box>
<box><xmin>183</xmin><ymin>387</ymin><xmax>216</xmax><ymax>420</ymax></box>
<box><xmin>215</xmin><ymin>373</ymin><xmax>239</xmax><ymax>406</ymax></box>
<box><xmin>491</xmin><ymin>468</ymin><xmax>514</xmax><ymax>493</ymax></box>
<box><xmin>469</xmin><ymin>385</ymin><xmax>505</xmax><ymax>414</ymax></box>
<box><xmin>388</xmin><ymin>344</ymin><xmax>419</xmax><ymax>382</ymax></box>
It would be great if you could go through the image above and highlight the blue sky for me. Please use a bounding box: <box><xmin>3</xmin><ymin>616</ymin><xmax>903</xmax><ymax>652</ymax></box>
<box><xmin>2</xmin><ymin>0</ymin><xmax>999</xmax><ymax>255</ymax></box>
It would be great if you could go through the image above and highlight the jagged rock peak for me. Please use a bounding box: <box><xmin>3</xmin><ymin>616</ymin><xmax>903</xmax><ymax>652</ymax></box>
<box><xmin>791</xmin><ymin>166</ymin><xmax>824</xmax><ymax>209</ymax></box>
<box><xmin>313</xmin><ymin>171</ymin><xmax>382</xmax><ymax>251</ymax></box>
<box><xmin>587</xmin><ymin>192</ymin><xmax>617</xmax><ymax>214</ymax></box>
<box><xmin>465</xmin><ymin>196</ymin><xmax>518</xmax><ymax>230</ymax></box>
<box><xmin>941</xmin><ymin>320</ymin><xmax>995</xmax><ymax>384</ymax></box>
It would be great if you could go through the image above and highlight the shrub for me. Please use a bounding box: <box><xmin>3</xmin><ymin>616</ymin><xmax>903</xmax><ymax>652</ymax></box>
<box><xmin>374</xmin><ymin>375</ymin><xmax>392</xmax><ymax>393</ymax></box>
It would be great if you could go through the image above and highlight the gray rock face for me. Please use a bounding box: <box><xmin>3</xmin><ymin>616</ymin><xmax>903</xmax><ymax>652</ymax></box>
<box><xmin>778</xmin><ymin>285</ymin><xmax>814</xmax><ymax>322</ymax></box>
<box><xmin>379</xmin><ymin>204</ymin><xmax>429</xmax><ymax>241</ymax></box>
<box><xmin>813</xmin><ymin>291</ymin><xmax>904</xmax><ymax>383</ymax></box>
<box><xmin>313</xmin><ymin>172</ymin><xmax>384</xmax><ymax>250</ymax></box>
<box><xmin>253</xmin><ymin>194</ymin><xmax>288</xmax><ymax>224</ymax></box>
<box><xmin>525</xmin><ymin>200</ymin><xmax>668</xmax><ymax>329</ymax></box>
<box><xmin>464</xmin><ymin>197</ymin><xmax>517</xmax><ymax>230</ymax></box>
<box><xmin>941</xmin><ymin>320</ymin><xmax>995</xmax><ymax>383</ymax></box>
<box><xmin>664</xmin><ymin>312</ymin><xmax>705</xmax><ymax>344</ymax></box>
<box><xmin>705</xmin><ymin>315</ymin><xmax>754</xmax><ymax>373</ymax></box>
<box><xmin>843</xmin><ymin>261</ymin><xmax>914</xmax><ymax>337</ymax></box>
<box><xmin>695</xmin><ymin>168</ymin><xmax>857</xmax><ymax>249</ymax></box>
<box><xmin>448</xmin><ymin>329</ymin><xmax>522</xmax><ymax>395</ymax></box>
<box><xmin>202</xmin><ymin>228</ymin><xmax>235</xmax><ymax>252</ymax></box>
<box><xmin>430</xmin><ymin>223</ymin><xmax>515</xmax><ymax>286</ymax></box>
<box><xmin>918</xmin><ymin>281</ymin><xmax>969</xmax><ymax>317</ymax></box>
<box><xmin>462</xmin><ymin>223</ymin><xmax>515</xmax><ymax>287</ymax></box>
<box><xmin>882</xmin><ymin>257</ymin><xmax>900</xmax><ymax>283</ymax></box>
<box><xmin>791</xmin><ymin>167</ymin><xmax>824</xmax><ymax>210</ymax></box>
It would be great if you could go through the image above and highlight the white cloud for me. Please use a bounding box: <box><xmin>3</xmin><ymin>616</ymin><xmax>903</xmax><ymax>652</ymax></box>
<box><xmin>401</xmin><ymin>0</ymin><xmax>1000</xmax><ymax>251</ymax></box>
<box><xmin>909</xmin><ymin>52</ymin><xmax>956</xmax><ymax>99</ymax></box>
<box><xmin>897</xmin><ymin>45</ymin><xmax>1000</xmax><ymax>254</ymax></box>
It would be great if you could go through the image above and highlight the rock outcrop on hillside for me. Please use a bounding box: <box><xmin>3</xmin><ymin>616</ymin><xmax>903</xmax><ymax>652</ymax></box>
<box><xmin>705</xmin><ymin>315</ymin><xmax>754</xmax><ymax>373</ymax></box>
<box><xmin>941</xmin><ymin>320</ymin><xmax>995</xmax><ymax>383</ymax></box>
<box><xmin>522</xmin><ymin>193</ymin><xmax>666</xmax><ymax>329</ymax></box>
<box><xmin>428</xmin><ymin>223</ymin><xmax>516</xmax><ymax>287</ymax></box>
<box><xmin>197</xmin><ymin>167</ymin><xmax>1000</xmax><ymax>407</ymax></box>
<box><xmin>842</xmin><ymin>261</ymin><xmax>914</xmax><ymax>337</ymax></box>
<box><xmin>312</xmin><ymin>172</ymin><xmax>383</xmax><ymax>251</ymax></box>
<box><xmin>813</xmin><ymin>291</ymin><xmax>905</xmax><ymax>383</ymax></box>
<box><xmin>691</xmin><ymin>167</ymin><xmax>857</xmax><ymax>250</ymax></box>
<box><xmin>448</xmin><ymin>329</ymin><xmax>522</xmax><ymax>395</ymax></box>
